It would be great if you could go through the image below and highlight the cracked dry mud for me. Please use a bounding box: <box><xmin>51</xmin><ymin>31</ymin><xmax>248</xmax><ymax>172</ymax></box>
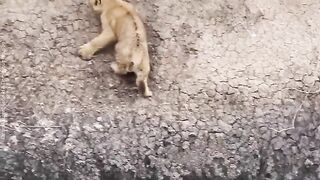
<box><xmin>1</xmin><ymin>0</ymin><xmax>320</xmax><ymax>179</ymax></box>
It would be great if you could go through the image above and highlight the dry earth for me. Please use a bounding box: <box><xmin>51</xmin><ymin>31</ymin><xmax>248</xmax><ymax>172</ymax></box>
<box><xmin>1</xmin><ymin>0</ymin><xmax>320</xmax><ymax>179</ymax></box>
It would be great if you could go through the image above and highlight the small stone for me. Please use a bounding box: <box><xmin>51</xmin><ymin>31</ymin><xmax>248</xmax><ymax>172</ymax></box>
<box><xmin>97</xmin><ymin>117</ymin><xmax>103</xmax><ymax>122</ymax></box>
<box><xmin>173</xmin><ymin>134</ymin><xmax>181</xmax><ymax>143</ymax></box>
<box><xmin>73</xmin><ymin>21</ymin><xmax>80</xmax><ymax>30</ymax></box>
<box><xmin>316</xmin><ymin>126</ymin><xmax>320</xmax><ymax>140</ymax></box>
<box><xmin>27</xmin><ymin>51</ymin><xmax>34</xmax><ymax>57</ymax></box>
<box><xmin>304</xmin><ymin>159</ymin><xmax>313</xmax><ymax>166</ymax></box>
<box><xmin>181</xmin><ymin>131</ymin><xmax>189</xmax><ymax>140</ymax></box>
<box><xmin>137</xmin><ymin>109</ymin><xmax>146</xmax><ymax>115</ymax></box>
<box><xmin>272</xmin><ymin>137</ymin><xmax>284</xmax><ymax>150</ymax></box>
<box><xmin>66</xmin><ymin>25</ymin><xmax>73</xmax><ymax>34</ymax></box>
<box><xmin>9</xmin><ymin>136</ymin><xmax>18</xmax><ymax>146</ymax></box>
<box><xmin>196</xmin><ymin>121</ymin><xmax>206</xmax><ymax>129</ymax></box>
<box><xmin>167</xmin><ymin>126</ymin><xmax>175</xmax><ymax>133</ymax></box>
<box><xmin>26</xmin><ymin>27</ymin><xmax>34</xmax><ymax>35</ymax></box>
<box><xmin>0</xmin><ymin>54</ymin><xmax>5</xmax><ymax>60</ymax></box>
<box><xmin>291</xmin><ymin>146</ymin><xmax>298</xmax><ymax>155</ymax></box>
<box><xmin>180</xmin><ymin>121</ymin><xmax>191</xmax><ymax>130</ymax></box>
<box><xmin>17</xmin><ymin>30</ymin><xmax>26</xmax><ymax>38</ymax></box>
<box><xmin>160</xmin><ymin>121</ymin><xmax>168</xmax><ymax>128</ymax></box>
<box><xmin>299</xmin><ymin>136</ymin><xmax>309</xmax><ymax>148</ymax></box>
<box><xmin>157</xmin><ymin>146</ymin><xmax>164</xmax><ymax>154</ymax></box>
<box><xmin>218</xmin><ymin>120</ymin><xmax>232</xmax><ymax>132</ymax></box>
<box><xmin>216</xmin><ymin>83</ymin><xmax>229</xmax><ymax>93</ymax></box>
<box><xmin>258</xmin><ymin>84</ymin><xmax>270</xmax><ymax>97</ymax></box>
<box><xmin>303</xmin><ymin>76</ymin><xmax>317</xmax><ymax>86</ymax></box>
<box><xmin>65</xmin><ymin>108</ymin><xmax>72</xmax><ymax>113</ymax></box>
<box><xmin>182</xmin><ymin>141</ymin><xmax>190</xmax><ymax>150</ymax></box>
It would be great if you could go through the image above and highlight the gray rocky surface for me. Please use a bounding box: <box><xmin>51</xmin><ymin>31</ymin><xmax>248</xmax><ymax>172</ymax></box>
<box><xmin>0</xmin><ymin>0</ymin><xmax>320</xmax><ymax>179</ymax></box>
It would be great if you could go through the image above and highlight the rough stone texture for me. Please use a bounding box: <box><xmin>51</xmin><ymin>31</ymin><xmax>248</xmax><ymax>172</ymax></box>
<box><xmin>1</xmin><ymin>0</ymin><xmax>320</xmax><ymax>179</ymax></box>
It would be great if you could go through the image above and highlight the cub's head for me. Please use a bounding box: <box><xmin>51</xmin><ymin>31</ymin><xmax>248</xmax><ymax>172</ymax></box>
<box><xmin>89</xmin><ymin>0</ymin><xmax>103</xmax><ymax>13</ymax></box>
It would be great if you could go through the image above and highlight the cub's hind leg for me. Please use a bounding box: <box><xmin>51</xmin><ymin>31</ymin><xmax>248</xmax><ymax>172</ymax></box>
<box><xmin>79</xmin><ymin>25</ymin><xmax>115</xmax><ymax>60</ymax></box>
<box><xmin>111</xmin><ymin>42</ymin><xmax>131</xmax><ymax>74</ymax></box>
<box><xmin>136</xmin><ymin>71</ymin><xmax>152</xmax><ymax>97</ymax></box>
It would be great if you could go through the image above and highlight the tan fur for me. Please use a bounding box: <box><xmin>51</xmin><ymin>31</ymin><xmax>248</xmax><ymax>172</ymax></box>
<box><xmin>79</xmin><ymin>0</ymin><xmax>152</xmax><ymax>97</ymax></box>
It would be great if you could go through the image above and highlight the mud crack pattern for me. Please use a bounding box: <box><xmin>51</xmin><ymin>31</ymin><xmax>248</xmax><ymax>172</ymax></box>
<box><xmin>0</xmin><ymin>0</ymin><xmax>320</xmax><ymax>179</ymax></box>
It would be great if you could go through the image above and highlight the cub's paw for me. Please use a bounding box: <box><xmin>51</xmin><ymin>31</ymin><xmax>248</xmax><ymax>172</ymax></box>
<box><xmin>78</xmin><ymin>43</ymin><xmax>95</xmax><ymax>60</ymax></box>
<box><xmin>110</xmin><ymin>62</ymin><xmax>119</xmax><ymax>73</ymax></box>
<box><xmin>144</xmin><ymin>90</ymin><xmax>153</xmax><ymax>97</ymax></box>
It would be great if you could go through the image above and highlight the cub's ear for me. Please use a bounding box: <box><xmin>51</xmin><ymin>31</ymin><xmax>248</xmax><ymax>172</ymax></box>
<box><xmin>94</xmin><ymin>0</ymin><xmax>101</xmax><ymax>6</ymax></box>
<box><xmin>129</xmin><ymin>62</ymin><xmax>134</xmax><ymax>68</ymax></box>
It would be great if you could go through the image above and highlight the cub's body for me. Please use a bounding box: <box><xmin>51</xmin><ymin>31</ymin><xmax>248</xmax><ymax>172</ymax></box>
<box><xmin>79</xmin><ymin>0</ymin><xmax>152</xmax><ymax>97</ymax></box>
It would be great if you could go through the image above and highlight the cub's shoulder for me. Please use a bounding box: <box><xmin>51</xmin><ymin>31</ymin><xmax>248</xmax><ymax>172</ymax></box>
<box><xmin>116</xmin><ymin>0</ymin><xmax>138</xmax><ymax>14</ymax></box>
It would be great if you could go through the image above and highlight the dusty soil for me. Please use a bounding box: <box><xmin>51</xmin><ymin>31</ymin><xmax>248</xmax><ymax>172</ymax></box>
<box><xmin>1</xmin><ymin>0</ymin><xmax>320</xmax><ymax>179</ymax></box>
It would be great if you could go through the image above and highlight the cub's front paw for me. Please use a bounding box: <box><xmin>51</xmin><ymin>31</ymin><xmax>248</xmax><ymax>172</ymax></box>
<box><xmin>78</xmin><ymin>43</ymin><xmax>95</xmax><ymax>60</ymax></box>
<box><xmin>111</xmin><ymin>62</ymin><xmax>127</xmax><ymax>75</ymax></box>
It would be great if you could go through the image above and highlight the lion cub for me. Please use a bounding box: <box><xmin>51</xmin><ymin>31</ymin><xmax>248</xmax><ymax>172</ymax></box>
<box><xmin>79</xmin><ymin>0</ymin><xmax>152</xmax><ymax>97</ymax></box>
